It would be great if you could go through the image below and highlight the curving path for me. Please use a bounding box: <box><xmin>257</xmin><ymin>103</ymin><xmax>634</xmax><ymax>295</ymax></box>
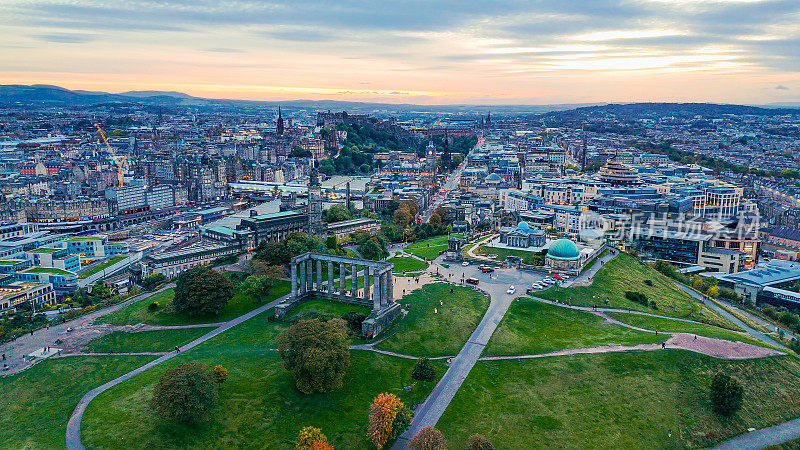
<box><xmin>64</xmin><ymin>292</ymin><xmax>292</xmax><ymax>450</ymax></box>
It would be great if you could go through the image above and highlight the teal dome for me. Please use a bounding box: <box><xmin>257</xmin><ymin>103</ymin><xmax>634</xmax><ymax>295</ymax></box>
<box><xmin>547</xmin><ymin>239</ymin><xmax>580</xmax><ymax>260</ymax></box>
<box><xmin>515</xmin><ymin>221</ymin><xmax>532</xmax><ymax>232</ymax></box>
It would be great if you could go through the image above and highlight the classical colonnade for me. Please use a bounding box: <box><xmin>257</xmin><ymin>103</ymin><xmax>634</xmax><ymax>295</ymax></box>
<box><xmin>290</xmin><ymin>252</ymin><xmax>393</xmax><ymax>312</ymax></box>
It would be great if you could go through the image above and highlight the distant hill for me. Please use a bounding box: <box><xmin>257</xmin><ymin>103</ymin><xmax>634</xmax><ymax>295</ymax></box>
<box><xmin>117</xmin><ymin>90</ymin><xmax>194</xmax><ymax>99</ymax></box>
<box><xmin>542</xmin><ymin>102</ymin><xmax>800</xmax><ymax>121</ymax></box>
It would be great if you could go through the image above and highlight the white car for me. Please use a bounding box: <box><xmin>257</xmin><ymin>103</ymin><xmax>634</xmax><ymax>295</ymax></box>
<box><xmin>531</xmin><ymin>283</ymin><xmax>543</xmax><ymax>290</ymax></box>
<box><xmin>561</xmin><ymin>275</ymin><xmax>570</xmax><ymax>280</ymax></box>
<box><xmin>462</xmin><ymin>261</ymin><xmax>470</xmax><ymax>267</ymax></box>
<box><xmin>507</xmin><ymin>286</ymin><xmax>516</xmax><ymax>294</ymax></box>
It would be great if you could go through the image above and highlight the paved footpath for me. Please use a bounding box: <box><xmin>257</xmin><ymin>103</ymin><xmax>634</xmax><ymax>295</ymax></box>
<box><xmin>65</xmin><ymin>292</ymin><xmax>292</xmax><ymax>450</ymax></box>
<box><xmin>0</xmin><ymin>283</ymin><xmax>175</xmax><ymax>375</ymax></box>
<box><xmin>713</xmin><ymin>417</ymin><xmax>800</xmax><ymax>450</ymax></box>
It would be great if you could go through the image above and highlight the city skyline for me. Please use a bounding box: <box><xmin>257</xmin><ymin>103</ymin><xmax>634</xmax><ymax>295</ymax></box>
<box><xmin>1</xmin><ymin>0</ymin><xmax>799</xmax><ymax>105</ymax></box>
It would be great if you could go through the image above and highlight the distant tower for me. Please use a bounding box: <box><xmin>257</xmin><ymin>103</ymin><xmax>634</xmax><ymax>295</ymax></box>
<box><xmin>308</xmin><ymin>163</ymin><xmax>323</xmax><ymax>234</ymax></box>
<box><xmin>485</xmin><ymin>111</ymin><xmax>492</xmax><ymax>128</ymax></box>
<box><xmin>276</xmin><ymin>107</ymin><xmax>285</xmax><ymax>136</ymax></box>
<box><xmin>345</xmin><ymin>181</ymin><xmax>351</xmax><ymax>211</ymax></box>
<box><xmin>581</xmin><ymin>123</ymin><xmax>588</xmax><ymax>172</ymax></box>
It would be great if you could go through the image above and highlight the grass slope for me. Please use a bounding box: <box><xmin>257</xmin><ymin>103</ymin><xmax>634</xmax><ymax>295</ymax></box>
<box><xmin>98</xmin><ymin>281</ymin><xmax>290</xmax><ymax>326</ymax></box>
<box><xmin>537</xmin><ymin>253</ymin><xmax>735</xmax><ymax>329</ymax></box>
<box><xmin>376</xmin><ymin>283</ymin><xmax>489</xmax><ymax>357</ymax></box>
<box><xmin>405</xmin><ymin>235</ymin><xmax>457</xmax><ymax>261</ymax></box>
<box><xmin>85</xmin><ymin>328</ymin><xmax>210</xmax><ymax>353</ymax></box>
<box><xmin>484</xmin><ymin>298</ymin><xmax>664</xmax><ymax>356</ymax></box>
<box><xmin>438</xmin><ymin>351</ymin><xmax>800</xmax><ymax>449</ymax></box>
<box><xmin>82</xmin><ymin>301</ymin><xmax>442</xmax><ymax>449</ymax></box>
<box><xmin>0</xmin><ymin>355</ymin><xmax>155</xmax><ymax>449</ymax></box>
<box><xmin>473</xmin><ymin>244</ymin><xmax>544</xmax><ymax>265</ymax></box>
<box><xmin>607</xmin><ymin>312</ymin><xmax>775</xmax><ymax>349</ymax></box>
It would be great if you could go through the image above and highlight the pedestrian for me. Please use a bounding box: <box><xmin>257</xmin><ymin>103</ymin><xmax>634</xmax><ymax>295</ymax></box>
<box><xmin>694</xmin><ymin>335</ymin><xmax>697</xmax><ymax>340</ymax></box>
<box><xmin>1</xmin><ymin>354</ymin><xmax>4</xmax><ymax>361</ymax></box>
<box><xmin>661</xmin><ymin>342</ymin><xmax>666</xmax><ymax>349</ymax></box>
<box><xmin>175</xmin><ymin>345</ymin><xmax>180</xmax><ymax>353</ymax></box>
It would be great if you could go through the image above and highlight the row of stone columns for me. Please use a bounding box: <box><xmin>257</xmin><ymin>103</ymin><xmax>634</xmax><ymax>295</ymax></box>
<box><xmin>290</xmin><ymin>257</ymin><xmax>394</xmax><ymax>311</ymax></box>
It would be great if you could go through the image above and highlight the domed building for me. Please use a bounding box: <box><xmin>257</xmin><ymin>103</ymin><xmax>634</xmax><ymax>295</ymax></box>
<box><xmin>545</xmin><ymin>238</ymin><xmax>582</xmax><ymax>271</ymax></box>
<box><xmin>499</xmin><ymin>221</ymin><xmax>546</xmax><ymax>248</ymax></box>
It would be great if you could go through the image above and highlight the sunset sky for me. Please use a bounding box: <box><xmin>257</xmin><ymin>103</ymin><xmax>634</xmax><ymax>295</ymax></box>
<box><xmin>1</xmin><ymin>0</ymin><xmax>799</xmax><ymax>105</ymax></box>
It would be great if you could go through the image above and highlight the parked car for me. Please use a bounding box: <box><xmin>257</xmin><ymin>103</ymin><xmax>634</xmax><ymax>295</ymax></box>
<box><xmin>479</xmin><ymin>265</ymin><xmax>494</xmax><ymax>273</ymax></box>
<box><xmin>462</xmin><ymin>261</ymin><xmax>470</xmax><ymax>267</ymax></box>
<box><xmin>466</xmin><ymin>277</ymin><xmax>480</xmax><ymax>285</ymax></box>
<box><xmin>507</xmin><ymin>286</ymin><xmax>516</xmax><ymax>294</ymax></box>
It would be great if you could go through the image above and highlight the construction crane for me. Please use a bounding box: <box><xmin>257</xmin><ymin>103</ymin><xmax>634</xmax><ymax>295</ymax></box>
<box><xmin>95</xmin><ymin>124</ymin><xmax>126</xmax><ymax>187</ymax></box>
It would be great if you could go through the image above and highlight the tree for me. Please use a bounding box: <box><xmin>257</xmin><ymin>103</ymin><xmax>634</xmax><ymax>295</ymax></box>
<box><xmin>429</xmin><ymin>213</ymin><xmax>442</xmax><ymax>227</ymax></box>
<box><xmin>141</xmin><ymin>272</ymin><xmax>166</xmax><ymax>291</ymax></box>
<box><xmin>691</xmin><ymin>275</ymin><xmax>705</xmax><ymax>290</ymax></box>
<box><xmin>368</xmin><ymin>393</ymin><xmax>406</xmax><ymax>449</ymax></box>
<box><xmin>411</xmin><ymin>357</ymin><xmax>436</xmax><ymax>382</ymax></box>
<box><xmin>212</xmin><ymin>365</ymin><xmax>229</xmax><ymax>389</ymax></box>
<box><xmin>285</xmin><ymin>232</ymin><xmax>322</xmax><ymax>257</ymax></box>
<box><xmin>710</xmin><ymin>372</ymin><xmax>743</xmax><ymax>416</ymax></box>
<box><xmin>173</xmin><ymin>265</ymin><xmax>235</xmax><ymax>316</ymax></box>
<box><xmin>277</xmin><ymin>318</ymin><xmax>350</xmax><ymax>394</ymax></box>
<box><xmin>250</xmin><ymin>259</ymin><xmax>285</xmax><ymax>280</ymax></box>
<box><xmin>409</xmin><ymin>426</ymin><xmax>446</xmax><ymax>450</ymax></box>
<box><xmin>393</xmin><ymin>208</ymin><xmax>412</xmax><ymax>228</ymax></box>
<box><xmin>150</xmin><ymin>362</ymin><xmax>218</xmax><ymax>423</ymax></box>
<box><xmin>324</xmin><ymin>204</ymin><xmax>352</xmax><ymax>223</ymax></box>
<box><xmin>358</xmin><ymin>236</ymin><xmax>388</xmax><ymax>261</ymax></box>
<box><xmin>296</xmin><ymin>426</ymin><xmax>331</xmax><ymax>449</ymax></box>
<box><xmin>467</xmin><ymin>434</ymin><xmax>494</xmax><ymax>450</ymax></box>
<box><xmin>241</xmin><ymin>275</ymin><xmax>276</xmax><ymax>302</ymax></box>
<box><xmin>325</xmin><ymin>235</ymin><xmax>339</xmax><ymax>250</ymax></box>
<box><xmin>706</xmin><ymin>285</ymin><xmax>720</xmax><ymax>298</ymax></box>
<box><xmin>254</xmin><ymin>241</ymin><xmax>292</xmax><ymax>265</ymax></box>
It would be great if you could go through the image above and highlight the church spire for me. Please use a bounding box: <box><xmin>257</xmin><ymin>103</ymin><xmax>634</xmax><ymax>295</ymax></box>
<box><xmin>276</xmin><ymin>106</ymin><xmax>285</xmax><ymax>135</ymax></box>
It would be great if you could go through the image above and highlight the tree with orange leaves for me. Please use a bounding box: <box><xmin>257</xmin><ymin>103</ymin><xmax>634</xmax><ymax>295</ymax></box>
<box><xmin>367</xmin><ymin>392</ymin><xmax>409</xmax><ymax>449</ymax></box>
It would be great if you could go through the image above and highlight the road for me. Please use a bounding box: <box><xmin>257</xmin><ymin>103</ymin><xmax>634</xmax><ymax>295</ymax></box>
<box><xmin>393</xmin><ymin>256</ymin><xmax>548</xmax><ymax>448</ymax></box>
<box><xmin>421</xmin><ymin>163</ymin><xmax>466</xmax><ymax>222</ymax></box>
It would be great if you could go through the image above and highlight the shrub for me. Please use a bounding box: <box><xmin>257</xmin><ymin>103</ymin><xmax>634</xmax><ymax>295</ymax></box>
<box><xmin>148</xmin><ymin>301</ymin><xmax>159</xmax><ymax>311</ymax></box>
<box><xmin>141</xmin><ymin>272</ymin><xmax>166</xmax><ymax>291</ymax></box>
<box><xmin>297</xmin><ymin>426</ymin><xmax>329</xmax><ymax>449</ymax></box>
<box><xmin>341</xmin><ymin>312</ymin><xmax>367</xmax><ymax>335</ymax></box>
<box><xmin>643</xmin><ymin>279</ymin><xmax>653</xmax><ymax>286</ymax></box>
<box><xmin>467</xmin><ymin>434</ymin><xmax>494</xmax><ymax>450</ymax></box>
<box><xmin>710</xmin><ymin>372</ymin><xmax>743</xmax><ymax>416</ymax></box>
<box><xmin>649</xmin><ymin>300</ymin><xmax>658</xmax><ymax>310</ymax></box>
<box><xmin>411</xmin><ymin>357</ymin><xmax>436</xmax><ymax>382</ymax></box>
<box><xmin>410</xmin><ymin>426</ymin><xmax>447</xmax><ymax>450</ymax></box>
<box><xmin>150</xmin><ymin>362</ymin><xmax>218</xmax><ymax>423</ymax></box>
<box><xmin>624</xmin><ymin>291</ymin><xmax>648</xmax><ymax>306</ymax></box>
<box><xmin>212</xmin><ymin>365</ymin><xmax>229</xmax><ymax>388</ymax></box>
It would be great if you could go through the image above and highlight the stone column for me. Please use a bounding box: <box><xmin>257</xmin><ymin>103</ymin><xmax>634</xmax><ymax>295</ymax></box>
<box><xmin>291</xmin><ymin>262</ymin><xmax>297</xmax><ymax>298</ymax></box>
<box><xmin>363</xmin><ymin>266</ymin><xmax>371</xmax><ymax>301</ymax></box>
<box><xmin>340</xmin><ymin>262</ymin><xmax>346</xmax><ymax>295</ymax></box>
<box><xmin>306</xmin><ymin>259</ymin><xmax>313</xmax><ymax>292</ymax></box>
<box><xmin>384</xmin><ymin>271</ymin><xmax>393</xmax><ymax>307</ymax></box>
<box><xmin>372</xmin><ymin>268</ymin><xmax>381</xmax><ymax>310</ymax></box>
<box><xmin>316</xmin><ymin>259</ymin><xmax>322</xmax><ymax>291</ymax></box>
<box><xmin>299</xmin><ymin>260</ymin><xmax>305</xmax><ymax>294</ymax></box>
<box><xmin>328</xmin><ymin>260</ymin><xmax>334</xmax><ymax>293</ymax></box>
<box><xmin>351</xmin><ymin>263</ymin><xmax>357</xmax><ymax>296</ymax></box>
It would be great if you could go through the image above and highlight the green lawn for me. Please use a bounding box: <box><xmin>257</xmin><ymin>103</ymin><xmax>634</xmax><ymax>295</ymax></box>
<box><xmin>97</xmin><ymin>281</ymin><xmax>291</xmax><ymax>326</ymax></box>
<box><xmin>484</xmin><ymin>298</ymin><xmax>664</xmax><ymax>356</ymax></box>
<box><xmin>376</xmin><ymin>283</ymin><xmax>489</xmax><ymax>357</ymax></box>
<box><xmin>438</xmin><ymin>351</ymin><xmax>800</xmax><ymax>449</ymax></box>
<box><xmin>82</xmin><ymin>300</ymin><xmax>443</xmax><ymax>449</ymax></box>
<box><xmin>473</xmin><ymin>244</ymin><xmax>545</xmax><ymax>265</ymax></box>
<box><xmin>388</xmin><ymin>256</ymin><xmax>428</xmax><ymax>274</ymax></box>
<box><xmin>405</xmin><ymin>235</ymin><xmax>459</xmax><ymax>261</ymax></box>
<box><xmin>607</xmin><ymin>312</ymin><xmax>775</xmax><ymax>349</ymax></box>
<box><xmin>537</xmin><ymin>253</ymin><xmax>736</xmax><ymax>329</ymax></box>
<box><xmin>0</xmin><ymin>355</ymin><xmax>155</xmax><ymax>449</ymax></box>
<box><xmin>85</xmin><ymin>328</ymin><xmax>211</xmax><ymax>353</ymax></box>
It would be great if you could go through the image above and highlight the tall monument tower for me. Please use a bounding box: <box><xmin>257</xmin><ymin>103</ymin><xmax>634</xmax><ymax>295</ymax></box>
<box><xmin>308</xmin><ymin>163</ymin><xmax>323</xmax><ymax>234</ymax></box>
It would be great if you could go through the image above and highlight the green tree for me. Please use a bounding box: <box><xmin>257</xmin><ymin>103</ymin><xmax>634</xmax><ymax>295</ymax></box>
<box><xmin>150</xmin><ymin>362</ymin><xmax>218</xmax><ymax>423</ymax></box>
<box><xmin>173</xmin><ymin>265</ymin><xmax>235</xmax><ymax>316</ymax></box>
<box><xmin>411</xmin><ymin>357</ymin><xmax>436</xmax><ymax>382</ymax></box>
<box><xmin>141</xmin><ymin>272</ymin><xmax>166</xmax><ymax>291</ymax></box>
<box><xmin>285</xmin><ymin>232</ymin><xmax>322</xmax><ymax>256</ymax></box>
<box><xmin>359</xmin><ymin>237</ymin><xmax>388</xmax><ymax>261</ymax></box>
<box><xmin>710</xmin><ymin>372</ymin><xmax>743</xmax><ymax>416</ymax></box>
<box><xmin>324</xmin><ymin>204</ymin><xmax>352</xmax><ymax>223</ymax></box>
<box><xmin>254</xmin><ymin>241</ymin><xmax>292</xmax><ymax>265</ymax></box>
<box><xmin>211</xmin><ymin>365</ymin><xmax>229</xmax><ymax>389</ymax></box>
<box><xmin>706</xmin><ymin>285</ymin><xmax>720</xmax><ymax>298</ymax></box>
<box><xmin>296</xmin><ymin>426</ymin><xmax>329</xmax><ymax>449</ymax></box>
<box><xmin>277</xmin><ymin>318</ymin><xmax>351</xmax><ymax>394</ymax></box>
<box><xmin>241</xmin><ymin>275</ymin><xmax>276</xmax><ymax>302</ymax></box>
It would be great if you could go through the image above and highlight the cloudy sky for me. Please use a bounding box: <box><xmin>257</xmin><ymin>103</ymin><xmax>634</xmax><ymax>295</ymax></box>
<box><xmin>1</xmin><ymin>0</ymin><xmax>799</xmax><ymax>104</ymax></box>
